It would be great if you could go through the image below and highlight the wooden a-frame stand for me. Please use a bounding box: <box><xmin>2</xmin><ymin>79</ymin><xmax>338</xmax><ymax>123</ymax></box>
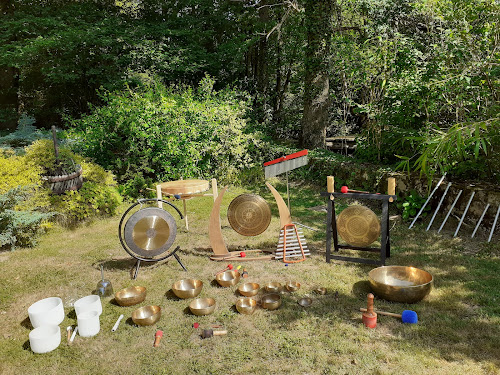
<box><xmin>321</xmin><ymin>176</ymin><xmax>396</xmax><ymax>266</ymax></box>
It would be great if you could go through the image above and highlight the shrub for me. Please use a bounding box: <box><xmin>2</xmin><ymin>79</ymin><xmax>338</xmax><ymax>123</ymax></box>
<box><xmin>69</xmin><ymin>76</ymin><xmax>264</xmax><ymax>196</ymax></box>
<box><xmin>0</xmin><ymin>187</ymin><xmax>53</xmax><ymax>250</ymax></box>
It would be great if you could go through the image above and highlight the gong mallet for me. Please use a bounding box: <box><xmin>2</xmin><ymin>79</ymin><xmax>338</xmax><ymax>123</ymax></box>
<box><xmin>201</xmin><ymin>329</ymin><xmax>227</xmax><ymax>339</ymax></box>
<box><xmin>153</xmin><ymin>330</ymin><xmax>163</xmax><ymax>347</ymax></box>
<box><xmin>360</xmin><ymin>308</ymin><xmax>418</xmax><ymax>324</ymax></box>
<box><xmin>340</xmin><ymin>186</ymin><xmax>370</xmax><ymax>194</ymax></box>
<box><xmin>215</xmin><ymin>264</ymin><xmax>233</xmax><ymax>276</ymax></box>
<box><xmin>362</xmin><ymin>293</ymin><xmax>377</xmax><ymax>328</ymax></box>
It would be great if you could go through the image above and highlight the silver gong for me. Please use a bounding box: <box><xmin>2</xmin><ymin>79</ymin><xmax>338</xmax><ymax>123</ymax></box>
<box><xmin>124</xmin><ymin>207</ymin><xmax>177</xmax><ymax>258</ymax></box>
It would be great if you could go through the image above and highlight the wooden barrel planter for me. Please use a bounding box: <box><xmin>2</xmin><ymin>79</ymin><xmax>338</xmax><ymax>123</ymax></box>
<box><xmin>44</xmin><ymin>165</ymin><xmax>83</xmax><ymax>194</ymax></box>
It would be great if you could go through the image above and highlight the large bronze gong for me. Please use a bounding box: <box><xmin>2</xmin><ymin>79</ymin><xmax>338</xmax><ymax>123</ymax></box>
<box><xmin>124</xmin><ymin>207</ymin><xmax>177</xmax><ymax>258</ymax></box>
<box><xmin>336</xmin><ymin>205</ymin><xmax>380</xmax><ymax>247</ymax></box>
<box><xmin>227</xmin><ymin>194</ymin><xmax>271</xmax><ymax>236</ymax></box>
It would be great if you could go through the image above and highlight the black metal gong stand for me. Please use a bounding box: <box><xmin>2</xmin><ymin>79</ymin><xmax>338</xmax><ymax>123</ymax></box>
<box><xmin>320</xmin><ymin>192</ymin><xmax>397</xmax><ymax>266</ymax></box>
<box><xmin>118</xmin><ymin>198</ymin><xmax>188</xmax><ymax>279</ymax></box>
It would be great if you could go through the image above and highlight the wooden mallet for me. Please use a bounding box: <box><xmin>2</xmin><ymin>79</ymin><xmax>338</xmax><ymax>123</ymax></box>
<box><xmin>201</xmin><ymin>329</ymin><xmax>227</xmax><ymax>339</ymax></box>
<box><xmin>362</xmin><ymin>293</ymin><xmax>377</xmax><ymax>328</ymax></box>
<box><xmin>360</xmin><ymin>308</ymin><xmax>418</xmax><ymax>324</ymax></box>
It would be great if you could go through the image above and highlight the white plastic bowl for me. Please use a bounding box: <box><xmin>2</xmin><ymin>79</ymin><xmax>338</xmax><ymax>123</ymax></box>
<box><xmin>29</xmin><ymin>325</ymin><xmax>61</xmax><ymax>354</ymax></box>
<box><xmin>77</xmin><ymin>310</ymin><xmax>100</xmax><ymax>337</ymax></box>
<box><xmin>28</xmin><ymin>297</ymin><xmax>65</xmax><ymax>328</ymax></box>
<box><xmin>74</xmin><ymin>295</ymin><xmax>102</xmax><ymax>317</ymax></box>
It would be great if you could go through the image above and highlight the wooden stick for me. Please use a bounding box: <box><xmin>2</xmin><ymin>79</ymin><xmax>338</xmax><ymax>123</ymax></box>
<box><xmin>388</xmin><ymin>177</ymin><xmax>395</xmax><ymax>202</ymax></box>
<box><xmin>327</xmin><ymin>176</ymin><xmax>334</xmax><ymax>193</ymax></box>
<box><xmin>360</xmin><ymin>308</ymin><xmax>401</xmax><ymax>318</ymax></box>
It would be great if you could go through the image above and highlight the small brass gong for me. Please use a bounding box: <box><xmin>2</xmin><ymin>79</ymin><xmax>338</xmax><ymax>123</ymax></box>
<box><xmin>227</xmin><ymin>194</ymin><xmax>271</xmax><ymax>236</ymax></box>
<box><xmin>337</xmin><ymin>205</ymin><xmax>380</xmax><ymax>247</ymax></box>
<box><xmin>124</xmin><ymin>207</ymin><xmax>177</xmax><ymax>258</ymax></box>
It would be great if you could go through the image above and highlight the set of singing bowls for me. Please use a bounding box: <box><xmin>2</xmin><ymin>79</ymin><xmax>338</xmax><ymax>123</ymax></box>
<box><xmin>132</xmin><ymin>305</ymin><xmax>161</xmax><ymax>326</ymax></box>
<box><xmin>236</xmin><ymin>297</ymin><xmax>257</xmax><ymax>315</ymax></box>
<box><xmin>369</xmin><ymin>265</ymin><xmax>433</xmax><ymax>303</ymax></box>
<box><xmin>285</xmin><ymin>281</ymin><xmax>301</xmax><ymax>292</ymax></box>
<box><xmin>189</xmin><ymin>298</ymin><xmax>216</xmax><ymax>316</ymax></box>
<box><xmin>264</xmin><ymin>282</ymin><xmax>282</xmax><ymax>293</ymax></box>
<box><xmin>261</xmin><ymin>293</ymin><xmax>281</xmax><ymax>310</ymax></box>
<box><xmin>172</xmin><ymin>279</ymin><xmax>203</xmax><ymax>299</ymax></box>
<box><xmin>115</xmin><ymin>286</ymin><xmax>147</xmax><ymax>306</ymax></box>
<box><xmin>238</xmin><ymin>282</ymin><xmax>260</xmax><ymax>297</ymax></box>
<box><xmin>216</xmin><ymin>270</ymin><xmax>240</xmax><ymax>287</ymax></box>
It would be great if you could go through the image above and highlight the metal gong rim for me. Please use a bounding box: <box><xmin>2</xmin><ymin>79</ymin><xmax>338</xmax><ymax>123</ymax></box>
<box><xmin>124</xmin><ymin>207</ymin><xmax>177</xmax><ymax>258</ymax></box>
<box><xmin>227</xmin><ymin>194</ymin><xmax>271</xmax><ymax>236</ymax></box>
<box><xmin>337</xmin><ymin>205</ymin><xmax>380</xmax><ymax>247</ymax></box>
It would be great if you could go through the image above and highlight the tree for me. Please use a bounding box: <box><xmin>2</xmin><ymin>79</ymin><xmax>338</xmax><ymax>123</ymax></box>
<box><xmin>300</xmin><ymin>0</ymin><xmax>336</xmax><ymax>148</ymax></box>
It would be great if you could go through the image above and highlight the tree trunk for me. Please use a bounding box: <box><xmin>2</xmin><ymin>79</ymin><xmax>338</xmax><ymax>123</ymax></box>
<box><xmin>300</xmin><ymin>0</ymin><xmax>335</xmax><ymax>149</ymax></box>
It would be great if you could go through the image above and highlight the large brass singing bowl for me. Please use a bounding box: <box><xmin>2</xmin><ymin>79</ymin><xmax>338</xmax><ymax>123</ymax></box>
<box><xmin>261</xmin><ymin>294</ymin><xmax>281</xmax><ymax>310</ymax></box>
<box><xmin>172</xmin><ymin>279</ymin><xmax>203</xmax><ymax>299</ymax></box>
<box><xmin>189</xmin><ymin>298</ymin><xmax>216</xmax><ymax>316</ymax></box>
<box><xmin>369</xmin><ymin>266</ymin><xmax>433</xmax><ymax>303</ymax></box>
<box><xmin>236</xmin><ymin>297</ymin><xmax>257</xmax><ymax>315</ymax></box>
<box><xmin>238</xmin><ymin>282</ymin><xmax>260</xmax><ymax>297</ymax></box>
<box><xmin>216</xmin><ymin>270</ymin><xmax>240</xmax><ymax>287</ymax></box>
<box><xmin>132</xmin><ymin>305</ymin><xmax>161</xmax><ymax>326</ymax></box>
<box><xmin>115</xmin><ymin>286</ymin><xmax>147</xmax><ymax>307</ymax></box>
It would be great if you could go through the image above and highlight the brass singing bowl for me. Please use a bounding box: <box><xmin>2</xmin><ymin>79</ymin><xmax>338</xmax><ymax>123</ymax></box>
<box><xmin>285</xmin><ymin>281</ymin><xmax>301</xmax><ymax>292</ymax></box>
<box><xmin>115</xmin><ymin>286</ymin><xmax>146</xmax><ymax>307</ymax></box>
<box><xmin>261</xmin><ymin>294</ymin><xmax>281</xmax><ymax>310</ymax></box>
<box><xmin>238</xmin><ymin>282</ymin><xmax>260</xmax><ymax>297</ymax></box>
<box><xmin>236</xmin><ymin>297</ymin><xmax>257</xmax><ymax>315</ymax></box>
<box><xmin>263</xmin><ymin>282</ymin><xmax>282</xmax><ymax>293</ymax></box>
<box><xmin>216</xmin><ymin>270</ymin><xmax>240</xmax><ymax>287</ymax></box>
<box><xmin>298</xmin><ymin>297</ymin><xmax>313</xmax><ymax>307</ymax></box>
<box><xmin>172</xmin><ymin>279</ymin><xmax>203</xmax><ymax>299</ymax></box>
<box><xmin>189</xmin><ymin>298</ymin><xmax>216</xmax><ymax>316</ymax></box>
<box><xmin>132</xmin><ymin>305</ymin><xmax>161</xmax><ymax>326</ymax></box>
<box><xmin>369</xmin><ymin>266</ymin><xmax>433</xmax><ymax>303</ymax></box>
<box><xmin>313</xmin><ymin>287</ymin><xmax>327</xmax><ymax>295</ymax></box>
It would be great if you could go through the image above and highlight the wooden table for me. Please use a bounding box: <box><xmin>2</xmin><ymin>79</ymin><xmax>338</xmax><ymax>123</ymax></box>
<box><xmin>156</xmin><ymin>179</ymin><xmax>218</xmax><ymax>231</ymax></box>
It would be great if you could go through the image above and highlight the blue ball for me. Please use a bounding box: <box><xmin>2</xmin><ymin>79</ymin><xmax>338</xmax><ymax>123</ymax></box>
<box><xmin>401</xmin><ymin>310</ymin><xmax>418</xmax><ymax>324</ymax></box>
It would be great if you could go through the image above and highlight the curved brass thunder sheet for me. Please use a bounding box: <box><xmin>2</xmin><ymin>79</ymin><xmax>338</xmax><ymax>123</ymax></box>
<box><xmin>208</xmin><ymin>186</ymin><xmax>229</xmax><ymax>256</ymax></box>
<box><xmin>265</xmin><ymin>182</ymin><xmax>292</xmax><ymax>228</ymax></box>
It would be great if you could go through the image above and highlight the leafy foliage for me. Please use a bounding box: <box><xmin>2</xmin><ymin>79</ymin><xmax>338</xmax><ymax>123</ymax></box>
<box><xmin>0</xmin><ymin>187</ymin><xmax>53</xmax><ymax>250</ymax></box>
<box><xmin>397</xmin><ymin>190</ymin><xmax>430</xmax><ymax>221</ymax></box>
<box><xmin>69</xmin><ymin>76</ymin><xmax>265</xmax><ymax>196</ymax></box>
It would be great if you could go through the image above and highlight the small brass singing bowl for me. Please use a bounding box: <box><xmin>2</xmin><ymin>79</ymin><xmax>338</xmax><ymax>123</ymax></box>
<box><xmin>238</xmin><ymin>282</ymin><xmax>260</xmax><ymax>297</ymax></box>
<box><xmin>369</xmin><ymin>265</ymin><xmax>433</xmax><ymax>304</ymax></box>
<box><xmin>298</xmin><ymin>297</ymin><xmax>313</xmax><ymax>307</ymax></box>
<box><xmin>132</xmin><ymin>305</ymin><xmax>161</xmax><ymax>326</ymax></box>
<box><xmin>114</xmin><ymin>286</ymin><xmax>146</xmax><ymax>307</ymax></box>
<box><xmin>313</xmin><ymin>287</ymin><xmax>327</xmax><ymax>295</ymax></box>
<box><xmin>264</xmin><ymin>282</ymin><xmax>282</xmax><ymax>293</ymax></box>
<box><xmin>172</xmin><ymin>279</ymin><xmax>203</xmax><ymax>299</ymax></box>
<box><xmin>261</xmin><ymin>293</ymin><xmax>281</xmax><ymax>310</ymax></box>
<box><xmin>285</xmin><ymin>281</ymin><xmax>301</xmax><ymax>292</ymax></box>
<box><xmin>216</xmin><ymin>270</ymin><xmax>240</xmax><ymax>287</ymax></box>
<box><xmin>236</xmin><ymin>297</ymin><xmax>257</xmax><ymax>315</ymax></box>
<box><xmin>189</xmin><ymin>298</ymin><xmax>216</xmax><ymax>316</ymax></box>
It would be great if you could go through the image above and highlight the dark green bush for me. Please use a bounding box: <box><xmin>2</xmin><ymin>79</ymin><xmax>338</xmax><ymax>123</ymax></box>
<box><xmin>69</xmin><ymin>76</ymin><xmax>266</xmax><ymax>196</ymax></box>
<box><xmin>0</xmin><ymin>187</ymin><xmax>53</xmax><ymax>250</ymax></box>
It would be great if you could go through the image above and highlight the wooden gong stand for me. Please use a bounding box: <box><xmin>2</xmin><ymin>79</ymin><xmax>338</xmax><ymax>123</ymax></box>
<box><xmin>321</xmin><ymin>176</ymin><xmax>397</xmax><ymax>266</ymax></box>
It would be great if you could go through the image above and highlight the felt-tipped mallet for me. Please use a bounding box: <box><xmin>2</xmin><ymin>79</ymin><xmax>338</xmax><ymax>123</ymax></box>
<box><xmin>360</xmin><ymin>308</ymin><xmax>418</xmax><ymax>324</ymax></box>
<box><xmin>341</xmin><ymin>186</ymin><xmax>370</xmax><ymax>194</ymax></box>
<box><xmin>201</xmin><ymin>329</ymin><xmax>227</xmax><ymax>339</ymax></box>
<box><xmin>215</xmin><ymin>264</ymin><xmax>233</xmax><ymax>275</ymax></box>
<box><xmin>362</xmin><ymin>293</ymin><xmax>377</xmax><ymax>328</ymax></box>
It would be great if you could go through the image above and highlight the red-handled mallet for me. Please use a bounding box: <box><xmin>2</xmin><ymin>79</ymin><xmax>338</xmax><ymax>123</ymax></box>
<box><xmin>341</xmin><ymin>186</ymin><xmax>370</xmax><ymax>194</ymax></box>
<box><xmin>362</xmin><ymin>293</ymin><xmax>377</xmax><ymax>328</ymax></box>
<box><xmin>153</xmin><ymin>330</ymin><xmax>163</xmax><ymax>347</ymax></box>
<box><xmin>215</xmin><ymin>264</ymin><xmax>233</xmax><ymax>275</ymax></box>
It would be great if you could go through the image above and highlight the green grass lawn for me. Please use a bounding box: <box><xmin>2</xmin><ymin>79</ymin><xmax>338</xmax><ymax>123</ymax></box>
<box><xmin>0</xmin><ymin>183</ymin><xmax>499</xmax><ymax>375</ymax></box>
